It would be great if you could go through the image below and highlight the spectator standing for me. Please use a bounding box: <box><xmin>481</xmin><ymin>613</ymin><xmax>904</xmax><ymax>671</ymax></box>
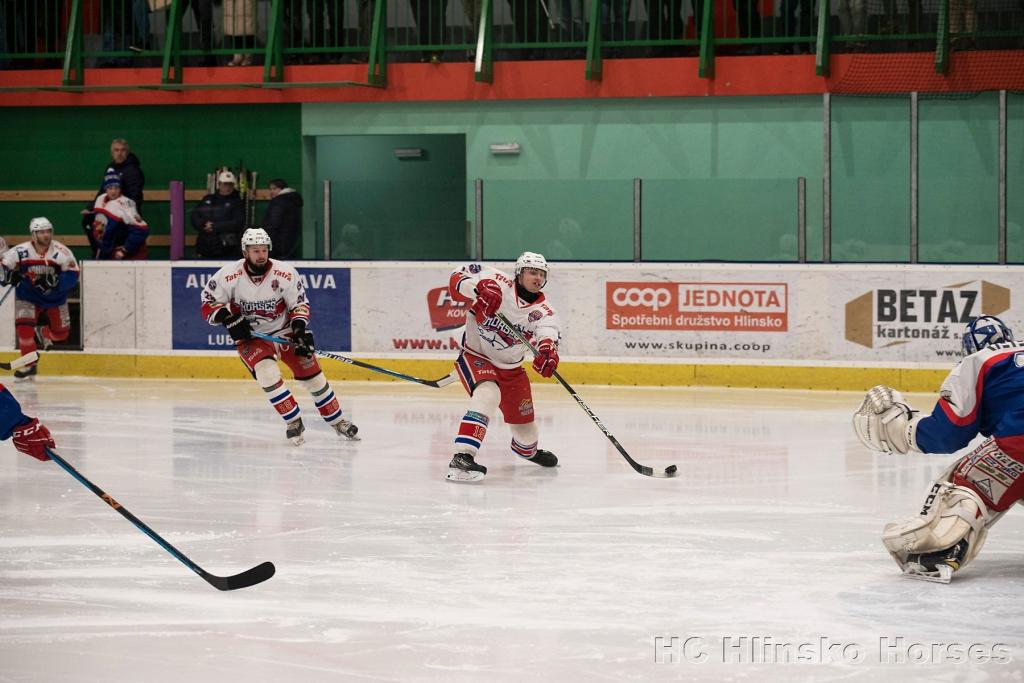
<box><xmin>192</xmin><ymin>170</ymin><xmax>245</xmax><ymax>259</ymax></box>
<box><xmin>262</xmin><ymin>179</ymin><xmax>303</xmax><ymax>260</ymax></box>
<box><xmin>224</xmin><ymin>0</ymin><xmax>257</xmax><ymax>65</ymax></box>
<box><xmin>410</xmin><ymin>0</ymin><xmax>449</xmax><ymax>62</ymax></box>
<box><xmin>0</xmin><ymin>218</ymin><xmax>81</xmax><ymax>381</ymax></box>
<box><xmin>83</xmin><ymin>138</ymin><xmax>145</xmax><ymax>254</ymax></box>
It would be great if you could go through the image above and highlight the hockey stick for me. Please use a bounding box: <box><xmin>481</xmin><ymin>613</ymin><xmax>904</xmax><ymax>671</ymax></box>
<box><xmin>251</xmin><ymin>331</ymin><xmax>457</xmax><ymax>388</ymax></box>
<box><xmin>0</xmin><ymin>351</ymin><xmax>39</xmax><ymax>371</ymax></box>
<box><xmin>0</xmin><ymin>284</ymin><xmax>15</xmax><ymax>308</ymax></box>
<box><xmin>44</xmin><ymin>447</ymin><xmax>276</xmax><ymax>591</ymax></box>
<box><xmin>495</xmin><ymin>312</ymin><xmax>677</xmax><ymax>478</ymax></box>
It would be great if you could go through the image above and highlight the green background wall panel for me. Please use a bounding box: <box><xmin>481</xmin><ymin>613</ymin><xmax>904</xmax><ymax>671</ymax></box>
<box><xmin>0</xmin><ymin>105</ymin><xmax>301</xmax><ymax>258</ymax></box>
<box><xmin>830</xmin><ymin>96</ymin><xmax>911</xmax><ymax>262</ymax></box>
<box><xmin>919</xmin><ymin>94</ymin><xmax>999</xmax><ymax>264</ymax></box>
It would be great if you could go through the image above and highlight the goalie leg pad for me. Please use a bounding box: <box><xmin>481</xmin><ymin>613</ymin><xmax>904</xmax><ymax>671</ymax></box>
<box><xmin>882</xmin><ymin>469</ymin><xmax>993</xmax><ymax>583</ymax></box>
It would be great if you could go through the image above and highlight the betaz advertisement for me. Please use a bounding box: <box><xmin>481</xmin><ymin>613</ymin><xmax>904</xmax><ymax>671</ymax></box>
<box><xmin>171</xmin><ymin>266</ymin><xmax>351</xmax><ymax>351</ymax></box>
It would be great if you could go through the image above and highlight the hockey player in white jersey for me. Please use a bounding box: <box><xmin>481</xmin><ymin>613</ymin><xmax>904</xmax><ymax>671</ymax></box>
<box><xmin>854</xmin><ymin>315</ymin><xmax>1024</xmax><ymax>583</ymax></box>
<box><xmin>200</xmin><ymin>228</ymin><xmax>358</xmax><ymax>445</ymax></box>
<box><xmin>444</xmin><ymin>251</ymin><xmax>561</xmax><ymax>482</ymax></box>
<box><xmin>0</xmin><ymin>217</ymin><xmax>80</xmax><ymax>381</ymax></box>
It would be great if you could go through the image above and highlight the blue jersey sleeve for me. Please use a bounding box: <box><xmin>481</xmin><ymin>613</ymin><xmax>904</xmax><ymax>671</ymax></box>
<box><xmin>0</xmin><ymin>385</ymin><xmax>31</xmax><ymax>441</ymax></box>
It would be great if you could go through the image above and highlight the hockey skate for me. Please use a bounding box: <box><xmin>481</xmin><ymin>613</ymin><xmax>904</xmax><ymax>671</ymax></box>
<box><xmin>446</xmin><ymin>452</ymin><xmax>487</xmax><ymax>482</ymax></box>
<box><xmin>901</xmin><ymin>540</ymin><xmax>970</xmax><ymax>584</ymax></box>
<box><xmin>13</xmin><ymin>363</ymin><xmax>38</xmax><ymax>382</ymax></box>
<box><xmin>33</xmin><ymin>326</ymin><xmax>53</xmax><ymax>351</ymax></box>
<box><xmin>286</xmin><ymin>417</ymin><xmax>305</xmax><ymax>446</ymax></box>
<box><xmin>520</xmin><ymin>449</ymin><xmax>558</xmax><ymax>467</ymax></box>
<box><xmin>332</xmin><ymin>419</ymin><xmax>360</xmax><ymax>441</ymax></box>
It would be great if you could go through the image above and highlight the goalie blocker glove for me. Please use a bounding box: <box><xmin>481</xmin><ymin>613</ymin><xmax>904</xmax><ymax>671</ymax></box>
<box><xmin>289</xmin><ymin>319</ymin><xmax>315</xmax><ymax>358</ymax></box>
<box><xmin>213</xmin><ymin>308</ymin><xmax>252</xmax><ymax>343</ymax></box>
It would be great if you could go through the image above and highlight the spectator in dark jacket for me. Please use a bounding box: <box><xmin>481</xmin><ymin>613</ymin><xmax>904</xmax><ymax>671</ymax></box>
<box><xmin>261</xmin><ymin>178</ymin><xmax>303</xmax><ymax>259</ymax></box>
<box><xmin>82</xmin><ymin>138</ymin><xmax>145</xmax><ymax>254</ymax></box>
<box><xmin>191</xmin><ymin>170</ymin><xmax>245</xmax><ymax>258</ymax></box>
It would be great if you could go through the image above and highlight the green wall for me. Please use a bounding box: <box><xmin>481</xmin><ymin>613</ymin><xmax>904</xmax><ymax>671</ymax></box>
<box><xmin>0</xmin><ymin>105</ymin><xmax>301</xmax><ymax>259</ymax></box>
<box><xmin>2</xmin><ymin>94</ymin><xmax>1020</xmax><ymax>264</ymax></box>
<box><xmin>302</xmin><ymin>97</ymin><xmax>825</xmax><ymax>262</ymax></box>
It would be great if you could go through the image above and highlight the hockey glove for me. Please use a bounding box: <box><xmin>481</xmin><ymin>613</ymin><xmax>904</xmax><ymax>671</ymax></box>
<box><xmin>11</xmin><ymin>417</ymin><xmax>54</xmax><ymax>462</ymax></box>
<box><xmin>33</xmin><ymin>271</ymin><xmax>59</xmax><ymax>293</ymax></box>
<box><xmin>290</xmin><ymin>319</ymin><xmax>315</xmax><ymax>358</ymax></box>
<box><xmin>531</xmin><ymin>339</ymin><xmax>559</xmax><ymax>378</ymax></box>
<box><xmin>1</xmin><ymin>268</ymin><xmax>22</xmax><ymax>287</ymax></box>
<box><xmin>470</xmin><ymin>279</ymin><xmax>503</xmax><ymax>323</ymax></box>
<box><xmin>221</xmin><ymin>312</ymin><xmax>253</xmax><ymax>342</ymax></box>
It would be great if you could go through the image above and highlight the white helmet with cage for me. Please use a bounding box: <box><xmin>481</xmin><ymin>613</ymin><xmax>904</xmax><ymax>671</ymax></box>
<box><xmin>29</xmin><ymin>217</ymin><xmax>54</xmax><ymax>233</ymax></box>
<box><xmin>240</xmin><ymin>227</ymin><xmax>272</xmax><ymax>253</ymax></box>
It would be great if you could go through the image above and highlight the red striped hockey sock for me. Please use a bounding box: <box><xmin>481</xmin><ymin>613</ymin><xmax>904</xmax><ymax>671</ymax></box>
<box><xmin>454</xmin><ymin>411</ymin><xmax>489</xmax><ymax>455</ymax></box>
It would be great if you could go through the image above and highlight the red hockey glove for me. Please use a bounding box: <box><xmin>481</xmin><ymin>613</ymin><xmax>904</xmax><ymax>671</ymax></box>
<box><xmin>470</xmin><ymin>279</ymin><xmax>502</xmax><ymax>323</ymax></box>
<box><xmin>12</xmin><ymin>418</ymin><xmax>54</xmax><ymax>462</ymax></box>
<box><xmin>532</xmin><ymin>339</ymin><xmax>559</xmax><ymax>378</ymax></box>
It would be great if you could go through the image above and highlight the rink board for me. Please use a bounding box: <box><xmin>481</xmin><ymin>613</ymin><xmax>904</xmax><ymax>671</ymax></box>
<box><xmin>2</xmin><ymin>260</ymin><xmax>1019</xmax><ymax>391</ymax></box>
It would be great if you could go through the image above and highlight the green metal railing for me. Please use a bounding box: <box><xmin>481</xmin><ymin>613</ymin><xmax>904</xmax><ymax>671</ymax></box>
<box><xmin>0</xmin><ymin>0</ymin><xmax>1020</xmax><ymax>88</ymax></box>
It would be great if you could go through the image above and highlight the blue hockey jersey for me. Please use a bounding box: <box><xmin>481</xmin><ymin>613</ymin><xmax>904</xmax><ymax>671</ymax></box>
<box><xmin>915</xmin><ymin>340</ymin><xmax>1024</xmax><ymax>455</ymax></box>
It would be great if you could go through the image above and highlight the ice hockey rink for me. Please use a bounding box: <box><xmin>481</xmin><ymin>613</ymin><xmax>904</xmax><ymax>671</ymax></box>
<box><xmin>2</xmin><ymin>376</ymin><xmax>1023</xmax><ymax>682</ymax></box>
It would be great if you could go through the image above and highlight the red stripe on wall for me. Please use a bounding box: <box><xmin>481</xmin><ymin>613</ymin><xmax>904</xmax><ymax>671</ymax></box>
<box><xmin>1</xmin><ymin>51</ymin><xmax>1020</xmax><ymax>107</ymax></box>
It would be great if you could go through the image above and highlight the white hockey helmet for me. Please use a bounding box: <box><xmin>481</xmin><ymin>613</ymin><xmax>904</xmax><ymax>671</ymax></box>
<box><xmin>515</xmin><ymin>251</ymin><xmax>549</xmax><ymax>277</ymax></box>
<box><xmin>241</xmin><ymin>227</ymin><xmax>272</xmax><ymax>253</ymax></box>
<box><xmin>217</xmin><ymin>170</ymin><xmax>237</xmax><ymax>184</ymax></box>
<box><xmin>29</xmin><ymin>216</ymin><xmax>54</xmax><ymax>233</ymax></box>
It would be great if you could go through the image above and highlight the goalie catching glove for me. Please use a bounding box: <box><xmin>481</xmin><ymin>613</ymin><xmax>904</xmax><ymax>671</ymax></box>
<box><xmin>289</xmin><ymin>319</ymin><xmax>315</xmax><ymax>358</ymax></box>
<box><xmin>213</xmin><ymin>308</ymin><xmax>252</xmax><ymax>343</ymax></box>
<box><xmin>532</xmin><ymin>338</ymin><xmax>559</xmax><ymax>378</ymax></box>
<box><xmin>852</xmin><ymin>385</ymin><xmax>921</xmax><ymax>454</ymax></box>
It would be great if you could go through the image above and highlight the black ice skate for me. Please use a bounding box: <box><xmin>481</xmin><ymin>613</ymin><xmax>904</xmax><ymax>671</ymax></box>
<box><xmin>33</xmin><ymin>326</ymin><xmax>53</xmax><ymax>351</ymax></box>
<box><xmin>520</xmin><ymin>449</ymin><xmax>558</xmax><ymax>467</ymax></box>
<box><xmin>903</xmin><ymin>539</ymin><xmax>970</xmax><ymax>584</ymax></box>
<box><xmin>332</xmin><ymin>418</ymin><xmax>360</xmax><ymax>441</ymax></box>
<box><xmin>446</xmin><ymin>452</ymin><xmax>487</xmax><ymax>482</ymax></box>
<box><xmin>286</xmin><ymin>417</ymin><xmax>305</xmax><ymax>446</ymax></box>
<box><xmin>13</xmin><ymin>363</ymin><xmax>38</xmax><ymax>382</ymax></box>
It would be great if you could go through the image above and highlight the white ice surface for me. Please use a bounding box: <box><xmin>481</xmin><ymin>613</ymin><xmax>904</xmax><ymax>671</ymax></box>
<box><xmin>2</xmin><ymin>377</ymin><xmax>1024</xmax><ymax>682</ymax></box>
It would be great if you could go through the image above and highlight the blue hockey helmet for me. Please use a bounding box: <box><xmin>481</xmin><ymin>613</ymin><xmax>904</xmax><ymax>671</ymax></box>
<box><xmin>961</xmin><ymin>315</ymin><xmax>1014</xmax><ymax>356</ymax></box>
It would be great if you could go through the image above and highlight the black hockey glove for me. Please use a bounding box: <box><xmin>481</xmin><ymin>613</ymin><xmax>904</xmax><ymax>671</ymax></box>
<box><xmin>221</xmin><ymin>311</ymin><xmax>253</xmax><ymax>342</ymax></box>
<box><xmin>1</xmin><ymin>268</ymin><xmax>22</xmax><ymax>287</ymax></box>
<box><xmin>34</xmin><ymin>271</ymin><xmax>59</xmax><ymax>293</ymax></box>
<box><xmin>290</xmin><ymin>319</ymin><xmax>315</xmax><ymax>358</ymax></box>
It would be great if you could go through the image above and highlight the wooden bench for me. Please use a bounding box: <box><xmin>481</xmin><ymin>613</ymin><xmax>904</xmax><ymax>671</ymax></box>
<box><xmin>1</xmin><ymin>187</ymin><xmax>272</xmax><ymax>249</ymax></box>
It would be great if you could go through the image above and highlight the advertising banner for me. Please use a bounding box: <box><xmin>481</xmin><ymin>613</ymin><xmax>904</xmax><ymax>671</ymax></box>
<box><xmin>348</xmin><ymin>263</ymin><xmax>1024</xmax><ymax>364</ymax></box>
<box><xmin>171</xmin><ymin>265</ymin><xmax>351</xmax><ymax>351</ymax></box>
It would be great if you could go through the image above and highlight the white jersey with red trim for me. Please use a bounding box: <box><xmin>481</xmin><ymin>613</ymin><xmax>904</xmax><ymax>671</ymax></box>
<box><xmin>92</xmin><ymin>193</ymin><xmax>147</xmax><ymax>228</ymax></box>
<box><xmin>914</xmin><ymin>339</ymin><xmax>1024</xmax><ymax>455</ymax></box>
<box><xmin>200</xmin><ymin>259</ymin><xmax>310</xmax><ymax>334</ymax></box>
<box><xmin>448</xmin><ymin>263</ymin><xmax>560</xmax><ymax>370</ymax></box>
<box><xmin>1</xmin><ymin>239</ymin><xmax>79</xmax><ymax>275</ymax></box>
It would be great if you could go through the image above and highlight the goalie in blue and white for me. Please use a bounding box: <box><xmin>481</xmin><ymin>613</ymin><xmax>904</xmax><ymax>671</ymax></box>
<box><xmin>853</xmin><ymin>315</ymin><xmax>1024</xmax><ymax>583</ymax></box>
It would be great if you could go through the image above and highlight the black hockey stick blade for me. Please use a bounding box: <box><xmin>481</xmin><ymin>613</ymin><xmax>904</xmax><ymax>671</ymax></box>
<box><xmin>0</xmin><ymin>351</ymin><xmax>39</xmax><ymax>371</ymax></box>
<box><xmin>46</xmin><ymin>447</ymin><xmax>275</xmax><ymax>591</ymax></box>
<box><xmin>251</xmin><ymin>331</ymin><xmax>456</xmax><ymax>388</ymax></box>
<box><xmin>200</xmin><ymin>561</ymin><xmax>276</xmax><ymax>591</ymax></box>
<box><xmin>494</xmin><ymin>312</ymin><xmax>678</xmax><ymax>479</ymax></box>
